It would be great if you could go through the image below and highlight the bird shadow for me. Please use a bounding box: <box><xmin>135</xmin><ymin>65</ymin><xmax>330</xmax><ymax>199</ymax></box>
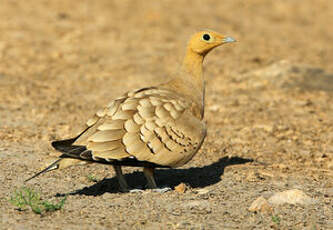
<box><xmin>56</xmin><ymin>156</ymin><xmax>253</xmax><ymax>197</ymax></box>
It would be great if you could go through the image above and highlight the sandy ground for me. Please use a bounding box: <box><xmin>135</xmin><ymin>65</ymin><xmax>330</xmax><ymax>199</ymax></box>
<box><xmin>0</xmin><ymin>0</ymin><xmax>332</xmax><ymax>229</ymax></box>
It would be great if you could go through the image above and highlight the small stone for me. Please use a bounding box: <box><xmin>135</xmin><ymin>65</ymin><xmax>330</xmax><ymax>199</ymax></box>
<box><xmin>174</xmin><ymin>183</ymin><xmax>187</xmax><ymax>193</ymax></box>
<box><xmin>268</xmin><ymin>189</ymin><xmax>315</xmax><ymax>205</ymax></box>
<box><xmin>248</xmin><ymin>196</ymin><xmax>272</xmax><ymax>213</ymax></box>
<box><xmin>196</xmin><ymin>188</ymin><xmax>210</xmax><ymax>195</ymax></box>
<box><xmin>208</xmin><ymin>104</ymin><xmax>220</xmax><ymax>112</ymax></box>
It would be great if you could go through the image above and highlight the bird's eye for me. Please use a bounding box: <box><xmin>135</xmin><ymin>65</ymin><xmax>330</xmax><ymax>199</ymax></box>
<box><xmin>203</xmin><ymin>34</ymin><xmax>211</xmax><ymax>41</ymax></box>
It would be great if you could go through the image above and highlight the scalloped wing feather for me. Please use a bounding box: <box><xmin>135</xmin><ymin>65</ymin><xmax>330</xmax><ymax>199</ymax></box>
<box><xmin>66</xmin><ymin>87</ymin><xmax>206</xmax><ymax>167</ymax></box>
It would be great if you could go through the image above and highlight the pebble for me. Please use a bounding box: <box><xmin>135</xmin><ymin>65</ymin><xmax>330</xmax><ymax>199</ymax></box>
<box><xmin>208</xmin><ymin>104</ymin><xmax>220</xmax><ymax>112</ymax></box>
<box><xmin>248</xmin><ymin>196</ymin><xmax>272</xmax><ymax>213</ymax></box>
<box><xmin>268</xmin><ymin>189</ymin><xmax>315</xmax><ymax>205</ymax></box>
<box><xmin>196</xmin><ymin>188</ymin><xmax>211</xmax><ymax>195</ymax></box>
<box><xmin>174</xmin><ymin>183</ymin><xmax>187</xmax><ymax>193</ymax></box>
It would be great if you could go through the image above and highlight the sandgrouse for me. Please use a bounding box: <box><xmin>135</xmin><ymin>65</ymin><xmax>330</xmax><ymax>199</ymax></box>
<box><xmin>26</xmin><ymin>30</ymin><xmax>235</xmax><ymax>192</ymax></box>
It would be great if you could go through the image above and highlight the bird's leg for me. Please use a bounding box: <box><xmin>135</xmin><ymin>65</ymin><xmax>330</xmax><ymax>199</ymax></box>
<box><xmin>143</xmin><ymin>167</ymin><xmax>157</xmax><ymax>189</ymax></box>
<box><xmin>113</xmin><ymin>165</ymin><xmax>129</xmax><ymax>192</ymax></box>
<box><xmin>130</xmin><ymin>167</ymin><xmax>157</xmax><ymax>193</ymax></box>
<box><xmin>143</xmin><ymin>167</ymin><xmax>171</xmax><ymax>193</ymax></box>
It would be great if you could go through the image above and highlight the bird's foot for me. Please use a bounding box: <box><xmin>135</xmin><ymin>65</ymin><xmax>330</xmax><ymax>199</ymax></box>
<box><xmin>151</xmin><ymin>187</ymin><xmax>172</xmax><ymax>193</ymax></box>
<box><xmin>129</xmin><ymin>186</ymin><xmax>171</xmax><ymax>193</ymax></box>
<box><xmin>129</xmin><ymin>189</ymin><xmax>145</xmax><ymax>193</ymax></box>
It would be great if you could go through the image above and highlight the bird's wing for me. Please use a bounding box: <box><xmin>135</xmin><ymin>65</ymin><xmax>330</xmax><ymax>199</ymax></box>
<box><xmin>53</xmin><ymin>87</ymin><xmax>207</xmax><ymax>168</ymax></box>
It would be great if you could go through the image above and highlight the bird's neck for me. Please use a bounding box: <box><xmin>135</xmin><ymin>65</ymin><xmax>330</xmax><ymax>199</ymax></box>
<box><xmin>161</xmin><ymin>47</ymin><xmax>206</xmax><ymax>119</ymax></box>
<box><xmin>181</xmin><ymin>47</ymin><xmax>204</xmax><ymax>90</ymax></box>
<box><xmin>179</xmin><ymin>47</ymin><xmax>205</xmax><ymax>118</ymax></box>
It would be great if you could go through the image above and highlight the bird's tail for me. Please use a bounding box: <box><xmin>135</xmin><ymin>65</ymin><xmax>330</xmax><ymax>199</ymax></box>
<box><xmin>25</xmin><ymin>158</ymin><xmax>88</xmax><ymax>182</ymax></box>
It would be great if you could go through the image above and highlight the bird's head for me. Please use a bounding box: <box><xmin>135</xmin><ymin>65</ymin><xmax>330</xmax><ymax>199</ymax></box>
<box><xmin>188</xmin><ymin>30</ymin><xmax>236</xmax><ymax>56</ymax></box>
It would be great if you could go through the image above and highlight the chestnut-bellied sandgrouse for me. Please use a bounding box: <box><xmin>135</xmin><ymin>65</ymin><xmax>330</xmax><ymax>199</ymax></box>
<box><xmin>26</xmin><ymin>30</ymin><xmax>236</xmax><ymax>192</ymax></box>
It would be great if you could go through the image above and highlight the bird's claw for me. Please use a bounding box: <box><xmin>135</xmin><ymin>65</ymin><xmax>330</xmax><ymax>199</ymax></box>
<box><xmin>151</xmin><ymin>187</ymin><xmax>172</xmax><ymax>193</ymax></box>
<box><xmin>129</xmin><ymin>189</ymin><xmax>145</xmax><ymax>193</ymax></box>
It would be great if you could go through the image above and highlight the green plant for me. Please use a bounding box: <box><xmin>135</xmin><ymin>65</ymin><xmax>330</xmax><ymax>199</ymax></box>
<box><xmin>271</xmin><ymin>215</ymin><xmax>281</xmax><ymax>225</ymax></box>
<box><xmin>9</xmin><ymin>187</ymin><xmax>66</xmax><ymax>215</ymax></box>
<box><xmin>41</xmin><ymin>197</ymin><xmax>67</xmax><ymax>212</ymax></box>
<box><xmin>87</xmin><ymin>174</ymin><xmax>99</xmax><ymax>182</ymax></box>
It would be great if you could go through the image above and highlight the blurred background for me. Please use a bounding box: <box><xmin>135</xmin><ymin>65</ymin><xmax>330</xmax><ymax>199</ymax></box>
<box><xmin>1</xmin><ymin>0</ymin><xmax>332</xmax><ymax>132</ymax></box>
<box><xmin>0</xmin><ymin>0</ymin><xmax>332</xmax><ymax>229</ymax></box>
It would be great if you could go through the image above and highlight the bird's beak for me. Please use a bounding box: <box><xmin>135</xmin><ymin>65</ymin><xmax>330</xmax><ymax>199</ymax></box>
<box><xmin>222</xmin><ymin>36</ymin><xmax>236</xmax><ymax>43</ymax></box>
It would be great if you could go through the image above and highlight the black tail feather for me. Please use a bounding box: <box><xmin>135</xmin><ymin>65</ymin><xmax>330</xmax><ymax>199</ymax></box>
<box><xmin>24</xmin><ymin>159</ymin><xmax>62</xmax><ymax>182</ymax></box>
<box><xmin>52</xmin><ymin>137</ymin><xmax>77</xmax><ymax>152</ymax></box>
<box><xmin>51</xmin><ymin>126</ymin><xmax>90</xmax><ymax>155</ymax></box>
